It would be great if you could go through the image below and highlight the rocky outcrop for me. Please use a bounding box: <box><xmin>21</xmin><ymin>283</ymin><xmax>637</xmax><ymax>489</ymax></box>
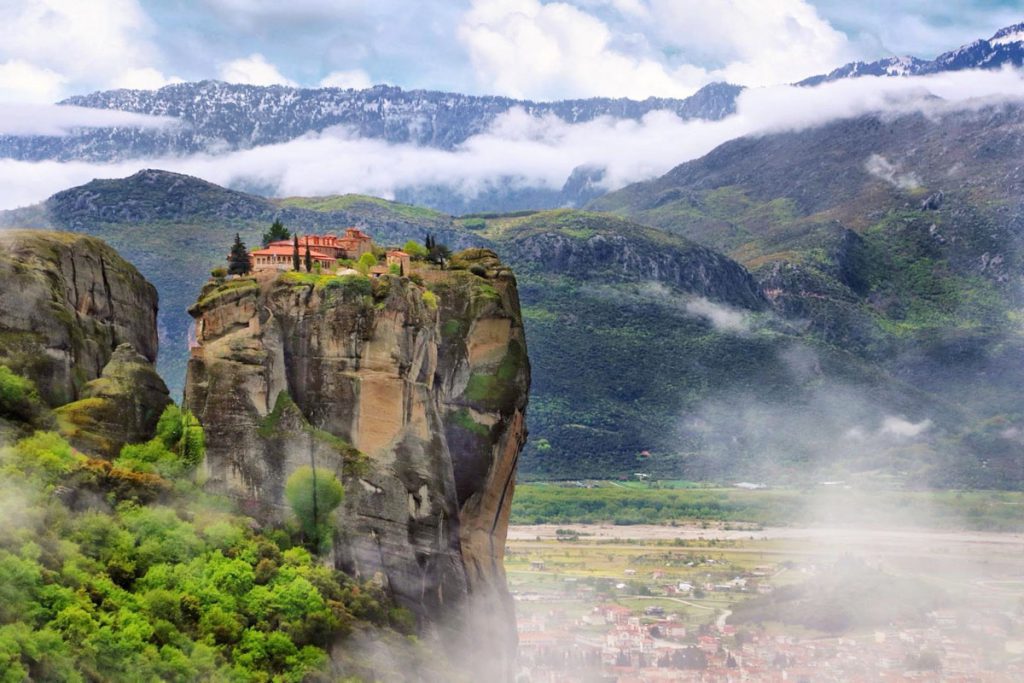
<box><xmin>184</xmin><ymin>251</ymin><xmax>529</xmax><ymax>674</ymax></box>
<box><xmin>0</xmin><ymin>230</ymin><xmax>160</xmax><ymax>407</ymax></box>
<box><xmin>509</xmin><ymin>230</ymin><xmax>765</xmax><ymax>308</ymax></box>
<box><xmin>56</xmin><ymin>343</ymin><xmax>171</xmax><ymax>458</ymax></box>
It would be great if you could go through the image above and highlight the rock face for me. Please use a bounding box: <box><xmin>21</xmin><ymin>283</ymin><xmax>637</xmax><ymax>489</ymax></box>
<box><xmin>0</xmin><ymin>230</ymin><xmax>160</xmax><ymax>407</ymax></box>
<box><xmin>184</xmin><ymin>252</ymin><xmax>529</xmax><ymax>674</ymax></box>
<box><xmin>55</xmin><ymin>343</ymin><xmax>171</xmax><ymax>458</ymax></box>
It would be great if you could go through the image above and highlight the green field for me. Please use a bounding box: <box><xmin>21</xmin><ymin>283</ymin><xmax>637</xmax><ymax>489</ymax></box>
<box><xmin>510</xmin><ymin>482</ymin><xmax>1024</xmax><ymax>531</ymax></box>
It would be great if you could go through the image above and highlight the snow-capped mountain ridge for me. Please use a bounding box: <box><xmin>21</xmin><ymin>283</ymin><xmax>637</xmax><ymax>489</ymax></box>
<box><xmin>801</xmin><ymin>21</ymin><xmax>1024</xmax><ymax>85</ymax></box>
<box><xmin>0</xmin><ymin>80</ymin><xmax>740</xmax><ymax>163</ymax></box>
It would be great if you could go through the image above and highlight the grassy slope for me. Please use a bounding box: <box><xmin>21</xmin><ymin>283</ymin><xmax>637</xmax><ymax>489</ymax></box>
<box><xmin>277</xmin><ymin>194</ymin><xmax>447</xmax><ymax>223</ymax></box>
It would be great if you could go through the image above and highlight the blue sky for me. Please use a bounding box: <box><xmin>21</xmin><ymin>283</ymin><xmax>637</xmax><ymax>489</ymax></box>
<box><xmin>0</xmin><ymin>1</ymin><xmax>1021</xmax><ymax>102</ymax></box>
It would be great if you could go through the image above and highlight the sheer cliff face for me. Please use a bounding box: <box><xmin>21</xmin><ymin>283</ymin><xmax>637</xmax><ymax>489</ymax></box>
<box><xmin>184</xmin><ymin>249</ymin><xmax>529</xmax><ymax>660</ymax></box>
<box><xmin>0</xmin><ymin>230</ymin><xmax>161</xmax><ymax>407</ymax></box>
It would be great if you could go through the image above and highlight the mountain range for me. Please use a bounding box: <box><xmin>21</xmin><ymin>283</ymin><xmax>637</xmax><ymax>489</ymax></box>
<box><xmin>800</xmin><ymin>22</ymin><xmax>1024</xmax><ymax>85</ymax></box>
<box><xmin>0</xmin><ymin>81</ymin><xmax>740</xmax><ymax>162</ymax></box>
<box><xmin>1</xmin><ymin>23</ymin><xmax>1022</xmax><ymax>214</ymax></box>
<box><xmin>1</xmin><ymin>23</ymin><xmax>1020</xmax><ymax>162</ymax></box>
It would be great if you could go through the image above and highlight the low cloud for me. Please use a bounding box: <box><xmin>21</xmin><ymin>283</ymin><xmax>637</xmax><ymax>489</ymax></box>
<box><xmin>677</xmin><ymin>341</ymin><xmax>940</xmax><ymax>483</ymax></box>
<box><xmin>864</xmin><ymin>153</ymin><xmax>920</xmax><ymax>190</ymax></box>
<box><xmin>0</xmin><ymin>104</ymin><xmax>178</xmax><ymax>137</ymax></box>
<box><xmin>881</xmin><ymin>416</ymin><xmax>932</xmax><ymax>438</ymax></box>
<box><xmin>684</xmin><ymin>297</ymin><xmax>750</xmax><ymax>333</ymax></box>
<box><xmin>1</xmin><ymin>68</ymin><xmax>1024</xmax><ymax>210</ymax></box>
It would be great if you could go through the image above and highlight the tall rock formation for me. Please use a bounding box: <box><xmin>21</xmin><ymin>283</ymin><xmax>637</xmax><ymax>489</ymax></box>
<box><xmin>0</xmin><ymin>230</ymin><xmax>161</xmax><ymax>408</ymax></box>
<box><xmin>0</xmin><ymin>230</ymin><xmax>170</xmax><ymax>457</ymax></box>
<box><xmin>184</xmin><ymin>249</ymin><xmax>529</xmax><ymax>676</ymax></box>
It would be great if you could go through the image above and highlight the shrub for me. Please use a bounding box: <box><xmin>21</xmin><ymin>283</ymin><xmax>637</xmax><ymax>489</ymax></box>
<box><xmin>284</xmin><ymin>467</ymin><xmax>344</xmax><ymax>553</ymax></box>
<box><xmin>155</xmin><ymin>404</ymin><xmax>185</xmax><ymax>446</ymax></box>
<box><xmin>0</xmin><ymin>365</ymin><xmax>42</xmax><ymax>424</ymax></box>
<box><xmin>0</xmin><ymin>431</ymin><xmax>80</xmax><ymax>485</ymax></box>
<box><xmin>117</xmin><ymin>440</ymin><xmax>180</xmax><ymax>476</ymax></box>
<box><xmin>117</xmin><ymin>405</ymin><xmax>204</xmax><ymax>476</ymax></box>
<box><xmin>322</xmin><ymin>275</ymin><xmax>372</xmax><ymax>298</ymax></box>
<box><xmin>421</xmin><ymin>290</ymin><xmax>438</xmax><ymax>311</ymax></box>
<box><xmin>210</xmin><ymin>267</ymin><xmax>227</xmax><ymax>279</ymax></box>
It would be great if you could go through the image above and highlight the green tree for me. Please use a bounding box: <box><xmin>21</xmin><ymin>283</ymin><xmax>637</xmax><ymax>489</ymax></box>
<box><xmin>428</xmin><ymin>242</ymin><xmax>452</xmax><ymax>270</ymax></box>
<box><xmin>227</xmin><ymin>234</ymin><xmax>251</xmax><ymax>276</ymax></box>
<box><xmin>284</xmin><ymin>467</ymin><xmax>344</xmax><ymax>552</ymax></box>
<box><xmin>292</xmin><ymin>235</ymin><xmax>300</xmax><ymax>272</ymax></box>
<box><xmin>402</xmin><ymin>240</ymin><xmax>427</xmax><ymax>259</ymax></box>
<box><xmin>304</xmin><ymin>244</ymin><xmax>312</xmax><ymax>273</ymax></box>
<box><xmin>356</xmin><ymin>252</ymin><xmax>378</xmax><ymax>275</ymax></box>
<box><xmin>261</xmin><ymin>219</ymin><xmax>290</xmax><ymax>247</ymax></box>
<box><xmin>0</xmin><ymin>365</ymin><xmax>42</xmax><ymax>423</ymax></box>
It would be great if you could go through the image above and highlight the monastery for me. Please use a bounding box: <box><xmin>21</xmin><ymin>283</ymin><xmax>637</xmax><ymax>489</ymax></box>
<box><xmin>249</xmin><ymin>228</ymin><xmax>374</xmax><ymax>271</ymax></box>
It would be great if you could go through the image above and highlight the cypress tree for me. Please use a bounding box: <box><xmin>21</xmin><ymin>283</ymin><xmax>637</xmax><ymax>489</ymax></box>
<box><xmin>261</xmin><ymin>219</ymin><xmax>290</xmax><ymax>247</ymax></box>
<box><xmin>228</xmin><ymin>233</ymin><xmax>251</xmax><ymax>275</ymax></box>
<box><xmin>304</xmin><ymin>244</ymin><xmax>312</xmax><ymax>272</ymax></box>
<box><xmin>292</xmin><ymin>235</ymin><xmax>301</xmax><ymax>271</ymax></box>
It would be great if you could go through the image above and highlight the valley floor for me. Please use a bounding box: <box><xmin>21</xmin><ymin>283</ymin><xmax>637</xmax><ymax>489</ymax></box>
<box><xmin>506</xmin><ymin>519</ymin><xmax>1024</xmax><ymax>681</ymax></box>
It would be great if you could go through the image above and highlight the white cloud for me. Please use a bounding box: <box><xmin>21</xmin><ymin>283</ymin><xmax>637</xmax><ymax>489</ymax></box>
<box><xmin>643</xmin><ymin>0</ymin><xmax>855</xmax><ymax>86</ymax></box>
<box><xmin>218</xmin><ymin>53</ymin><xmax>297</xmax><ymax>86</ymax></box>
<box><xmin>111</xmin><ymin>68</ymin><xmax>184</xmax><ymax>91</ymax></box>
<box><xmin>0</xmin><ymin>59</ymin><xmax>67</xmax><ymax>104</ymax></box>
<box><xmin>0</xmin><ymin>0</ymin><xmax>171</xmax><ymax>98</ymax></box>
<box><xmin>0</xmin><ymin>67</ymin><xmax>1023</xmax><ymax>211</ymax></box>
<box><xmin>0</xmin><ymin>104</ymin><xmax>176</xmax><ymax>137</ymax></box>
<box><xmin>881</xmin><ymin>416</ymin><xmax>932</xmax><ymax>438</ymax></box>
<box><xmin>684</xmin><ymin>297</ymin><xmax>750</xmax><ymax>333</ymax></box>
<box><xmin>457</xmin><ymin>0</ymin><xmax>701</xmax><ymax>99</ymax></box>
<box><xmin>456</xmin><ymin>0</ymin><xmax>857</xmax><ymax>99</ymax></box>
<box><xmin>318</xmin><ymin>69</ymin><xmax>374</xmax><ymax>90</ymax></box>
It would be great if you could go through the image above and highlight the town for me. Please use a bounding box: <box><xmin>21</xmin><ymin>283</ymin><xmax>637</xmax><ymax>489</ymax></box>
<box><xmin>507</xmin><ymin>529</ymin><xmax>1024</xmax><ymax>682</ymax></box>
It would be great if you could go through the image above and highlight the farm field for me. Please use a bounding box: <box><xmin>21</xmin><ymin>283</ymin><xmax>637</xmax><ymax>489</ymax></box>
<box><xmin>510</xmin><ymin>481</ymin><xmax>1024</xmax><ymax>531</ymax></box>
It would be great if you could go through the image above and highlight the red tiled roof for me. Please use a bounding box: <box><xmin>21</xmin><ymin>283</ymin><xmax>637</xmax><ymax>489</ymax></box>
<box><xmin>251</xmin><ymin>245</ymin><xmax>335</xmax><ymax>260</ymax></box>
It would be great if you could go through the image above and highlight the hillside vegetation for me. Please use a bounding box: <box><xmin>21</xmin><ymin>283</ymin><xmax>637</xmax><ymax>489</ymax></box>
<box><xmin>592</xmin><ymin>105</ymin><xmax>1024</xmax><ymax>487</ymax></box>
